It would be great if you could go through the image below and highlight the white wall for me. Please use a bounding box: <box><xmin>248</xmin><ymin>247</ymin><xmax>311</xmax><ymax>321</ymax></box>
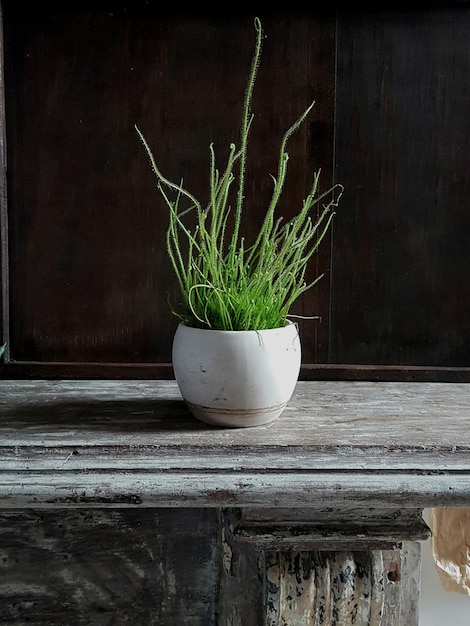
<box><xmin>419</xmin><ymin>510</ymin><xmax>470</xmax><ymax>625</ymax></box>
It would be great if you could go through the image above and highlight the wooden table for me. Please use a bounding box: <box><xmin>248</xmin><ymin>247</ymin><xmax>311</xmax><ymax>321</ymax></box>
<box><xmin>1</xmin><ymin>380</ymin><xmax>469</xmax><ymax>625</ymax></box>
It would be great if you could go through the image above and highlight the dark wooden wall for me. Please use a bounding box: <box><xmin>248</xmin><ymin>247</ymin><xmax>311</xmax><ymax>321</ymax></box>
<box><xmin>332</xmin><ymin>8</ymin><xmax>470</xmax><ymax>370</ymax></box>
<box><xmin>1</xmin><ymin>2</ymin><xmax>469</xmax><ymax>380</ymax></box>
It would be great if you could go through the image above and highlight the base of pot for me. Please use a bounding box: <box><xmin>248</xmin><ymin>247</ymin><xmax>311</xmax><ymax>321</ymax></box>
<box><xmin>186</xmin><ymin>400</ymin><xmax>287</xmax><ymax>428</ymax></box>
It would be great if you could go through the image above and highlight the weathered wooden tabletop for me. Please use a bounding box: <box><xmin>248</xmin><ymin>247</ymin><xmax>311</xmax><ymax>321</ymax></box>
<box><xmin>1</xmin><ymin>380</ymin><xmax>469</xmax><ymax>509</ymax></box>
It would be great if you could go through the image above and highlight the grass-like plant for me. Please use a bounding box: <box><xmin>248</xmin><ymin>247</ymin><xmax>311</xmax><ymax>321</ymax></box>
<box><xmin>136</xmin><ymin>17</ymin><xmax>342</xmax><ymax>331</ymax></box>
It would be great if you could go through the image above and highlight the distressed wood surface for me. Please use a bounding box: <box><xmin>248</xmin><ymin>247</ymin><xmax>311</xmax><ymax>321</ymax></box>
<box><xmin>219</xmin><ymin>510</ymin><xmax>424</xmax><ymax>626</ymax></box>
<box><xmin>0</xmin><ymin>380</ymin><xmax>455</xmax><ymax>624</ymax></box>
<box><xmin>0</xmin><ymin>508</ymin><xmax>219</xmax><ymax>625</ymax></box>
<box><xmin>264</xmin><ymin>551</ymin><xmax>385</xmax><ymax>625</ymax></box>
<box><xmin>0</xmin><ymin>380</ymin><xmax>469</xmax><ymax>509</ymax></box>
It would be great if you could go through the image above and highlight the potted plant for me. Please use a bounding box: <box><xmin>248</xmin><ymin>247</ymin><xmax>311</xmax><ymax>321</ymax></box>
<box><xmin>136</xmin><ymin>17</ymin><xmax>342</xmax><ymax>428</ymax></box>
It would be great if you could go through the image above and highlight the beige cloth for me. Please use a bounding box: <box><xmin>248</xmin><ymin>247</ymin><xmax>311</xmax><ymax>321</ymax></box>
<box><xmin>430</xmin><ymin>507</ymin><xmax>470</xmax><ymax>595</ymax></box>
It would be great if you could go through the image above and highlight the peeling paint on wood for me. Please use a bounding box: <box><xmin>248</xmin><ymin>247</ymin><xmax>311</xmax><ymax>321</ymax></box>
<box><xmin>220</xmin><ymin>509</ymin><xmax>424</xmax><ymax>626</ymax></box>
<box><xmin>0</xmin><ymin>380</ymin><xmax>467</xmax><ymax>624</ymax></box>
<box><xmin>264</xmin><ymin>551</ymin><xmax>385</xmax><ymax>626</ymax></box>
<box><xmin>1</xmin><ymin>380</ymin><xmax>470</xmax><ymax>509</ymax></box>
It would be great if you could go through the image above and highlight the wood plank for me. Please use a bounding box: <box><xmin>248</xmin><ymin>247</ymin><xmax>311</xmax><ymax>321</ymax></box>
<box><xmin>332</xmin><ymin>8</ymin><xmax>470</xmax><ymax>366</ymax></box>
<box><xmin>2</xmin><ymin>8</ymin><xmax>334</xmax><ymax>366</ymax></box>
<box><xmin>1</xmin><ymin>380</ymin><xmax>470</xmax><ymax>449</ymax></box>
<box><xmin>2</xmin><ymin>469</ymin><xmax>470</xmax><ymax>509</ymax></box>
<box><xmin>0</xmin><ymin>380</ymin><xmax>469</xmax><ymax>508</ymax></box>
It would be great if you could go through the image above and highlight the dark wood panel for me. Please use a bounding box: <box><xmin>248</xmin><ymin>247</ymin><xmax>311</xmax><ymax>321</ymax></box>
<box><xmin>3</xmin><ymin>5</ymin><xmax>469</xmax><ymax>377</ymax></box>
<box><xmin>0</xmin><ymin>508</ymin><xmax>219</xmax><ymax>625</ymax></box>
<box><xmin>332</xmin><ymin>8</ymin><xmax>470</xmax><ymax>366</ymax></box>
<box><xmin>2</xmin><ymin>7</ymin><xmax>335</xmax><ymax>365</ymax></box>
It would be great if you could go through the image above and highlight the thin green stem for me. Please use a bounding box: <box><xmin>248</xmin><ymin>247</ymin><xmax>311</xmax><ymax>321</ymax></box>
<box><xmin>136</xmin><ymin>18</ymin><xmax>342</xmax><ymax>330</ymax></box>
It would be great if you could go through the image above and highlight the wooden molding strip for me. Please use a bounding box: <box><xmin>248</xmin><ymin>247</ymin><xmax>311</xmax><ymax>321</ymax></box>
<box><xmin>1</xmin><ymin>361</ymin><xmax>470</xmax><ymax>382</ymax></box>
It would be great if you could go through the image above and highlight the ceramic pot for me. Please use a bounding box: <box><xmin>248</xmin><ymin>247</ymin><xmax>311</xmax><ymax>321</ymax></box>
<box><xmin>172</xmin><ymin>321</ymin><xmax>301</xmax><ymax>428</ymax></box>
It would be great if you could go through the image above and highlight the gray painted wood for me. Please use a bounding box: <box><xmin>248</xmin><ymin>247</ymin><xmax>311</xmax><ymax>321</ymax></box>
<box><xmin>0</xmin><ymin>380</ymin><xmax>467</xmax><ymax>624</ymax></box>
<box><xmin>0</xmin><ymin>380</ymin><xmax>469</xmax><ymax>508</ymax></box>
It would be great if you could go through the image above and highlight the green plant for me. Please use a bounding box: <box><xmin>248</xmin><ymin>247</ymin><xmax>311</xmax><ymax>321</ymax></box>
<box><xmin>0</xmin><ymin>344</ymin><xmax>5</xmax><ymax>358</ymax></box>
<box><xmin>136</xmin><ymin>17</ymin><xmax>342</xmax><ymax>331</ymax></box>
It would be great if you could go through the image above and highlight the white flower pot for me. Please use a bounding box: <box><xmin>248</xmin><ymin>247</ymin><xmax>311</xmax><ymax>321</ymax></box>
<box><xmin>172</xmin><ymin>321</ymin><xmax>301</xmax><ymax>428</ymax></box>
